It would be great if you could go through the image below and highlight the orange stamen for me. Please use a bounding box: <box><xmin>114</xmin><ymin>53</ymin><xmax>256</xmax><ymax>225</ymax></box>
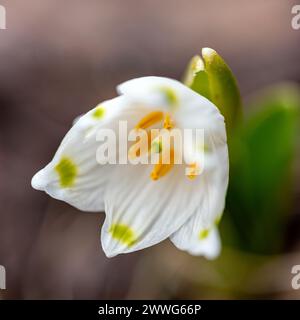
<box><xmin>135</xmin><ymin>111</ymin><xmax>164</xmax><ymax>130</ymax></box>
<box><xmin>150</xmin><ymin>150</ymin><xmax>175</xmax><ymax>181</ymax></box>
<box><xmin>163</xmin><ymin>113</ymin><xmax>175</xmax><ymax>130</ymax></box>
<box><xmin>186</xmin><ymin>162</ymin><xmax>200</xmax><ymax>180</ymax></box>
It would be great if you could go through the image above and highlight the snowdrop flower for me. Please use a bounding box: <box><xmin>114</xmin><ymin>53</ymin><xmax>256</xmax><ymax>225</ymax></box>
<box><xmin>31</xmin><ymin>77</ymin><xmax>228</xmax><ymax>259</ymax></box>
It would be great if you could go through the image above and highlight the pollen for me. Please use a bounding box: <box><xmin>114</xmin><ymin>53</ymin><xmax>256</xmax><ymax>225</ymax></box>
<box><xmin>109</xmin><ymin>223</ymin><xmax>137</xmax><ymax>247</ymax></box>
<box><xmin>163</xmin><ymin>113</ymin><xmax>175</xmax><ymax>130</ymax></box>
<box><xmin>186</xmin><ymin>162</ymin><xmax>200</xmax><ymax>180</ymax></box>
<box><xmin>55</xmin><ymin>157</ymin><xmax>78</xmax><ymax>188</ymax></box>
<box><xmin>92</xmin><ymin>105</ymin><xmax>106</xmax><ymax>119</ymax></box>
<box><xmin>199</xmin><ymin>229</ymin><xmax>210</xmax><ymax>240</ymax></box>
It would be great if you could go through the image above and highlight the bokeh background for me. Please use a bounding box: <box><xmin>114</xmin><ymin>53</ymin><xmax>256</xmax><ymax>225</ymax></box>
<box><xmin>1</xmin><ymin>0</ymin><xmax>300</xmax><ymax>299</ymax></box>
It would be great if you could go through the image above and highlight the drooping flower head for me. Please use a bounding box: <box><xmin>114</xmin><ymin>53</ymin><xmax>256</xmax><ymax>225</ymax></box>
<box><xmin>32</xmin><ymin>77</ymin><xmax>228</xmax><ymax>258</ymax></box>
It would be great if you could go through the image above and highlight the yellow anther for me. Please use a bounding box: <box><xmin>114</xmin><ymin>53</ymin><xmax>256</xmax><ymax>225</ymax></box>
<box><xmin>132</xmin><ymin>112</ymin><xmax>178</xmax><ymax>181</ymax></box>
<box><xmin>135</xmin><ymin>111</ymin><xmax>164</xmax><ymax>130</ymax></box>
<box><xmin>186</xmin><ymin>162</ymin><xmax>200</xmax><ymax>180</ymax></box>
<box><xmin>150</xmin><ymin>150</ymin><xmax>174</xmax><ymax>181</ymax></box>
<box><xmin>163</xmin><ymin>113</ymin><xmax>174</xmax><ymax>130</ymax></box>
<box><xmin>128</xmin><ymin>130</ymin><xmax>159</xmax><ymax>160</ymax></box>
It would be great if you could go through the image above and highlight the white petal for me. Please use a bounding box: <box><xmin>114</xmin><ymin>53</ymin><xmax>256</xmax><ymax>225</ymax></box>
<box><xmin>119</xmin><ymin>76</ymin><xmax>227</xmax><ymax>148</ymax></box>
<box><xmin>101</xmin><ymin>164</ymin><xmax>203</xmax><ymax>257</ymax></box>
<box><xmin>170</xmin><ymin>149</ymin><xmax>228</xmax><ymax>259</ymax></box>
<box><xmin>31</xmin><ymin>96</ymin><xmax>147</xmax><ymax>212</ymax></box>
<box><xmin>171</xmin><ymin>222</ymin><xmax>221</xmax><ymax>259</ymax></box>
<box><xmin>117</xmin><ymin>76</ymin><xmax>197</xmax><ymax>111</ymax></box>
<box><xmin>170</xmin><ymin>166</ymin><xmax>227</xmax><ymax>242</ymax></box>
<box><xmin>175</xmin><ymin>95</ymin><xmax>227</xmax><ymax>150</ymax></box>
<box><xmin>170</xmin><ymin>117</ymin><xmax>228</xmax><ymax>259</ymax></box>
<box><xmin>170</xmin><ymin>164</ymin><xmax>227</xmax><ymax>260</ymax></box>
<box><xmin>72</xmin><ymin>114</ymin><xmax>83</xmax><ymax>126</ymax></box>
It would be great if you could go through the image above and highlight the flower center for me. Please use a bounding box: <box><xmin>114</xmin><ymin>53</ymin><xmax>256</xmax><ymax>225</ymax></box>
<box><xmin>129</xmin><ymin>111</ymin><xmax>177</xmax><ymax>181</ymax></box>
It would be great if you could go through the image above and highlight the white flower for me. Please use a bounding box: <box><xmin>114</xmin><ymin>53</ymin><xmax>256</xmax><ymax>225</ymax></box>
<box><xmin>31</xmin><ymin>77</ymin><xmax>228</xmax><ymax>259</ymax></box>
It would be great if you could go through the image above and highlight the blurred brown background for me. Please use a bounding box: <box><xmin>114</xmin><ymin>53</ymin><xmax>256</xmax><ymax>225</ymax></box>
<box><xmin>0</xmin><ymin>0</ymin><xmax>300</xmax><ymax>299</ymax></box>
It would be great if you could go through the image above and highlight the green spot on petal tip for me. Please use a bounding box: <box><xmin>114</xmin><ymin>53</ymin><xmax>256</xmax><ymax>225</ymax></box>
<box><xmin>109</xmin><ymin>223</ymin><xmax>137</xmax><ymax>247</ymax></box>
<box><xmin>55</xmin><ymin>157</ymin><xmax>78</xmax><ymax>188</ymax></box>
<box><xmin>92</xmin><ymin>106</ymin><xmax>106</xmax><ymax>119</ymax></box>
<box><xmin>199</xmin><ymin>229</ymin><xmax>210</xmax><ymax>240</ymax></box>
<box><xmin>159</xmin><ymin>86</ymin><xmax>178</xmax><ymax>107</ymax></box>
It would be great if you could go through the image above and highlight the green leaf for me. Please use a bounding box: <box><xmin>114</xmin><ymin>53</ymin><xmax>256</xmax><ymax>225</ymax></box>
<box><xmin>224</xmin><ymin>84</ymin><xmax>300</xmax><ymax>254</ymax></box>
<box><xmin>183</xmin><ymin>48</ymin><xmax>242</xmax><ymax>134</ymax></box>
